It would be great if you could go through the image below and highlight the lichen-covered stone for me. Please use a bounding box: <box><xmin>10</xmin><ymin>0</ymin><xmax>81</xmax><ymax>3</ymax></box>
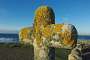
<box><xmin>33</xmin><ymin>6</ymin><xmax>55</xmax><ymax>60</ymax></box>
<box><xmin>42</xmin><ymin>23</ymin><xmax>77</xmax><ymax>49</ymax></box>
<box><xmin>19</xmin><ymin>27</ymin><xmax>33</xmax><ymax>44</ymax></box>
<box><xmin>34</xmin><ymin>6</ymin><xmax>55</xmax><ymax>46</ymax></box>
<box><xmin>19</xmin><ymin>5</ymin><xmax>78</xmax><ymax>60</ymax></box>
<box><xmin>68</xmin><ymin>44</ymin><xmax>82</xmax><ymax>60</ymax></box>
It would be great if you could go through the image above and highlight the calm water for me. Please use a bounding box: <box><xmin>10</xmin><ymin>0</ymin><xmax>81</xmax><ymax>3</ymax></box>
<box><xmin>78</xmin><ymin>35</ymin><xmax>90</xmax><ymax>40</ymax></box>
<box><xmin>0</xmin><ymin>33</ymin><xmax>89</xmax><ymax>43</ymax></box>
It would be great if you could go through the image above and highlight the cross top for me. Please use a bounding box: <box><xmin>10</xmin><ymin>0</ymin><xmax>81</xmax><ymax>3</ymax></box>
<box><xmin>33</xmin><ymin>6</ymin><xmax>55</xmax><ymax>34</ymax></box>
<box><xmin>19</xmin><ymin>6</ymin><xmax>78</xmax><ymax>60</ymax></box>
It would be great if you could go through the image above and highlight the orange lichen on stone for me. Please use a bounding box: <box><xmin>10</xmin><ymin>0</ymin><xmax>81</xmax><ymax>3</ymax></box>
<box><xmin>34</xmin><ymin>6</ymin><xmax>55</xmax><ymax>32</ymax></box>
<box><xmin>42</xmin><ymin>24</ymin><xmax>77</xmax><ymax>49</ymax></box>
<box><xmin>34</xmin><ymin>6</ymin><xmax>55</xmax><ymax>46</ymax></box>
<box><xmin>19</xmin><ymin>27</ymin><xmax>33</xmax><ymax>44</ymax></box>
<box><xmin>42</xmin><ymin>26</ymin><xmax>52</xmax><ymax>38</ymax></box>
<box><xmin>54</xmin><ymin>24</ymin><xmax>63</xmax><ymax>32</ymax></box>
<box><xmin>34</xmin><ymin>6</ymin><xmax>55</xmax><ymax>25</ymax></box>
<box><xmin>61</xmin><ymin>24</ymin><xmax>77</xmax><ymax>48</ymax></box>
<box><xmin>19</xmin><ymin>6</ymin><xmax>78</xmax><ymax>60</ymax></box>
<box><xmin>42</xmin><ymin>24</ymin><xmax>62</xmax><ymax>38</ymax></box>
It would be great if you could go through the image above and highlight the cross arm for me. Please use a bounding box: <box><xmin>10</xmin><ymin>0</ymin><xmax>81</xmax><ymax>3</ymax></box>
<box><xmin>19</xmin><ymin>27</ymin><xmax>34</xmax><ymax>45</ymax></box>
<box><xmin>42</xmin><ymin>24</ymin><xmax>77</xmax><ymax>49</ymax></box>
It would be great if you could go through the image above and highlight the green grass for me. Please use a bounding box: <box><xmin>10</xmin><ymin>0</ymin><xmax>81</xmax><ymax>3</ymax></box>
<box><xmin>55</xmin><ymin>48</ymin><xmax>70</xmax><ymax>60</ymax></box>
<box><xmin>77</xmin><ymin>40</ymin><xmax>90</xmax><ymax>44</ymax></box>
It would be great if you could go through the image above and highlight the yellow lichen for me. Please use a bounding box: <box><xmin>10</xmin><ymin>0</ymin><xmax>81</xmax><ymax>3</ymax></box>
<box><xmin>19</xmin><ymin>27</ymin><xmax>33</xmax><ymax>44</ymax></box>
<box><xmin>34</xmin><ymin>6</ymin><xmax>55</xmax><ymax>46</ymax></box>
<box><xmin>42</xmin><ymin>24</ymin><xmax>77</xmax><ymax>48</ymax></box>
<box><xmin>19</xmin><ymin>6</ymin><xmax>77</xmax><ymax>49</ymax></box>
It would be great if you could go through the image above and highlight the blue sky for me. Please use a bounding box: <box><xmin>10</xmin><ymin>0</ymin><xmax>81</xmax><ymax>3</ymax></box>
<box><xmin>0</xmin><ymin>0</ymin><xmax>90</xmax><ymax>35</ymax></box>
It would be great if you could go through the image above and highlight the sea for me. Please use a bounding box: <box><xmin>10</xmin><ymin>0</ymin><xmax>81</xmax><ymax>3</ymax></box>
<box><xmin>0</xmin><ymin>33</ymin><xmax>90</xmax><ymax>43</ymax></box>
<box><xmin>0</xmin><ymin>33</ymin><xmax>19</xmax><ymax>43</ymax></box>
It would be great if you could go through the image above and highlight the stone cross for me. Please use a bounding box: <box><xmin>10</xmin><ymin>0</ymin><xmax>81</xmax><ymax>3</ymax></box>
<box><xmin>19</xmin><ymin>6</ymin><xmax>78</xmax><ymax>60</ymax></box>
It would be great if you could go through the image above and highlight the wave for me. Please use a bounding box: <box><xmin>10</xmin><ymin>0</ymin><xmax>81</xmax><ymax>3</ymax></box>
<box><xmin>0</xmin><ymin>38</ymin><xmax>18</xmax><ymax>43</ymax></box>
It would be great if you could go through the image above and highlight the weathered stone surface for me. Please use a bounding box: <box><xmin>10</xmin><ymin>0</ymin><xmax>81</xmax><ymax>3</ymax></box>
<box><xmin>42</xmin><ymin>24</ymin><xmax>77</xmax><ymax>49</ymax></box>
<box><xmin>19</xmin><ymin>27</ymin><xmax>33</xmax><ymax>44</ymax></box>
<box><xmin>19</xmin><ymin>6</ymin><xmax>78</xmax><ymax>60</ymax></box>
<box><xmin>33</xmin><ymin>6</ymin><xmax>55</xmax><ymax>60</ymax></box>
<box><xmin>68</xmin><ymin>44</ymin><xmax>82</xmax><ymax>60</ymax></box>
